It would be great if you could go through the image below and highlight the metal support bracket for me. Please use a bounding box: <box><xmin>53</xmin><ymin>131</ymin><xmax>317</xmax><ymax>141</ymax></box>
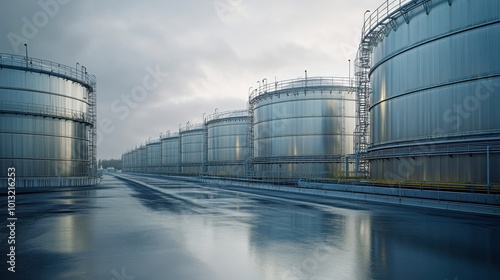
<box><xmin>423</xmin><ymin>0</ymin><xmax>431</xmax><ymax>15</ymax></box>
<box><xmin>389</xmin><ymin>19</ymin><xmax>398</xmax><ymax>31</ymax></box>
<box><xmin>402</xmin><ymin>10</ymin><xmax>410</xmax><ymax>24</ymax></box>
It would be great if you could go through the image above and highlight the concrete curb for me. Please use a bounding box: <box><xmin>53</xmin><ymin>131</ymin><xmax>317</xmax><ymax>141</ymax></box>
<box><xmin>199</xmin><ymin>178</ymin><xmax>500</xmax><ymax>216</ymax></box>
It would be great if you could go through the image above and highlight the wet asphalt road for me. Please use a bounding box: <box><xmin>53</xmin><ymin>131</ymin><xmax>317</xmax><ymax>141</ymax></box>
<box><xmin>1</xmin><ymin>174</ymin><xmax>499</xmax><ymax>280</ymax></box>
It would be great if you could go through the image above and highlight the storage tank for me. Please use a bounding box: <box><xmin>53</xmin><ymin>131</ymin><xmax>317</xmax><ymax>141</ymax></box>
<box><xmin>249</xmin><ymin>76</ymin><xmax>356</xmax><ymax>179</ymax></box>
<box><xmin>206</xmin><ymin>109</ymin><xmax>249</xmax><ymax>177</ymax></box>
<box><xmin>0</xmin><ymin>53</ymin><xmax>98</xmax><ymax>187</ymax></box>
<box><xmin>132</xmin><ymin>148</ymin><xmax>141</xmax><ymax>173</ymax></box>
<box><xmin>362</xmin><ymin>0</ymin><xmax>500</xmax><ymax>184</ymax></box>
<box><xmin>146</xmin><ymin>140</ymin><xmax>162</xmax><ymax>173</ymax></box>
<box><xmin>121</xmin><ymin>151</ymin><xmax>131</xmax><ymax>172</ymax></box>
<box><xmin>180</xmin><ymin>123</ymin><xmax>206</xmax><ymax>175</ymax></box>
<box><xmin>126</xmin><ymin>149</ymin><xmax>136</xmax><ymax>172</ymax></box>
<box><xmin>161</xmin><ymin>131</ymin><xmax>181</xmax><ymax>174</ymax></box>
<box><xmin>135</xmin><ymin>145</ymin><xmax>147</xmax><ymax>173</ymax></box>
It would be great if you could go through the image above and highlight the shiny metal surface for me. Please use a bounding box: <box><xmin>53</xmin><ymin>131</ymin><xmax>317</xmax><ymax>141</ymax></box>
<box><xmin>146</xmin><ymin>140</ymin><xmax>162</xmax><ymax>173</ymax></box>
<box><xmin>0</xmin><ymin>53</ymin><xmax>97</xmax><ymax>184</ymax></box>
<box><xmin>206</xmin><ymin>109</ymin><xmax>249</xmax><ymax>176</ymax></box>
<box><xmin>368</xmin><ymin>0</ymin><xmax>500</xmax><ymax>183</ymax></box>
<box><xmin>161</xmin><ymin>133</ymin><xmax>180</xmax><ymax>173</ymax></box>
<box><xmin>250</xmin><ymin>77</ymin><xmax>356</xmax><ymax>178</ymax></box>
<box><xmin>180</xmin><ymin>124</ymin><xmax>206</xmax><ymax>174</ymax></box>
<box><xmin>122</xmin><ymin>151</ymin><xmax>131</xmax><ymax>172</ymax></box>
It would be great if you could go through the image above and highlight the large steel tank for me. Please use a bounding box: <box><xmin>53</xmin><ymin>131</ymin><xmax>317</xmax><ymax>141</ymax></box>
<box><xmin>0</xmin><ymin>53</ymin><xmax>98</xmax><ymax>187</ymax></box>
<box><xmin>137</xmin><ymin>145</ymin><xmax>147</xmax><ymax>173</ymax></box>
<box><xmin>126</xmin><ymin>149</ymin><xmax>136</xmax><ymax>172</ymax></box>
<box><xmin>249</xmin><ymin>76</ymin><xmax>356</xmax><ymax>178</ymax></box>
<box><xmin>180</xmin><ymin>123</ymin><xmax>206</xmax><ymax>174</ymax></box>
<box><xmin>161</xmin><ymin>132</ymin><xmax>180</xmax><ymax>174</ymax></box>
<box><xmin>364</xmin><ymin>0</ymin><xmax>500</xmax><ymax>184</ymax></box>
<box><xmin>206</xmin><ymin>109</ymin><xmax>249</xmax><ymax>176</ymax></box>
<box><xmin>146</xmin><ymin>140</ymin><xmax>162</xmax><ymax>173</ymax></box>
<box><xmin>121</xmin><ymin>151</ymin><xmax>131</xmax><ymax>172</ymax></box>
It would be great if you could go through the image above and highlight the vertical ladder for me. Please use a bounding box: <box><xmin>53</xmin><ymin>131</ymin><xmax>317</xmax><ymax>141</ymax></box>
<box><xmin>247</xmin><ymin>98</ymin><xmax>255</xmax><ymax>178</ymax></box>
<box><xmin>202</xmin><ymin>125</ymin><xmax>208</xmax><ymax>175</ymax></box>
<box><xmin>178</xmin><ymin>129</ymin><xmax>182</xmax><ymax>173</ymax></box>
<box><xmin>87</xmin><ymin>79</ymin><xmax>97</xmax><ymax>177</ymax></box>
<box><xmin>340</xmin><ymin>88</ymin><xmax>346</xmax><ymax>173</ymax></box>
<box><xmin>354</xmin><ymin>33</ymin><xmax>375</xmax><ymax>176</ymax></box>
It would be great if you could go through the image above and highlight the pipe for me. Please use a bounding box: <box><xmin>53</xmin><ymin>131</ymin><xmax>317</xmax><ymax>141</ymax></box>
<box><xmin>355</xmin><ymin>152</ymin><xmax>360</xmax><ymax>177</ymax></box>
<box><xmin>487</xmin><ymin>146</ymin><xmax>490</xmax><ymax>194</ymax></box>
<box><xmin>345</xmin><ymin>156</ymin><xmax>349</xmax><ymax>177</ymax></box>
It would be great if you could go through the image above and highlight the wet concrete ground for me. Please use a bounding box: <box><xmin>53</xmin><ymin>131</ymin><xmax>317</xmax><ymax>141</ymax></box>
<box><xmin>1</xmin><ymin>174</ymin><xmax>499</xmax><ymax>280</ymax></box>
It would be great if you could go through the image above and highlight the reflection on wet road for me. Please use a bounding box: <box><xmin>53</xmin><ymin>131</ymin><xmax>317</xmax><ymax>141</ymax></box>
<box><xmin>1</xmin><ymin>174</ymin><xmax>499</xmax><ymax>279</ymax></box>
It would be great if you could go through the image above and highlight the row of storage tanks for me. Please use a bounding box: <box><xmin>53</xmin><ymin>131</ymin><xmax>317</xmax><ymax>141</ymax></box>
<box><xmin>123</xmin><ymin>77</ymin><xmax>357</xmax><ymax>179</ymax></box>
<box><xmin>124</xmin><ymin>0</ymin><xmax>499</xmax><ymax>184</ymax></box>
<box><xmin>0</xmin><ymin>0</ymin><xmax>496</xmax><ymax>187</ymax></box>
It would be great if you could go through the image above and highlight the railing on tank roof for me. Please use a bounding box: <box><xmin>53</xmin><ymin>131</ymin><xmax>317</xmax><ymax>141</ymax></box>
<box><xmin>205</xmin><ymin>109</ymin><xmax>248</xmax><ymax>124</ymax></box>
<box><xmin>0</xmin><ymin>52</ymin><xmax>96</xmax><ymax>89</ymax></box>
<box><xmin>249</xmin><ymin>76</ymin><xmax>354</xmax><ymax>100</ymax></box>
<box><xmin>180</xmin><ymin>123</ymin><xmax>204</xmax><ymax>132</ymax></box>
<box><xmin>160</xmin><ymin>131</ymin><xmax>180</xmax><ymax>139</ymax></box>
<box><xmin>361</xmin><ymin>0</ymin><xmax>429</xmax><ymax>40</ymax></box>
<box><xmin>145</xmin><ymin>138</ymin><xmax>161</xmax><ymax>145</ymax></box>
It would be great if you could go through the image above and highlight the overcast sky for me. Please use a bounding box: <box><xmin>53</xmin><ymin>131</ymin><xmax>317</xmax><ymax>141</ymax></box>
<box><xmin>1</xmin><ymin>0</ymin><xmax>373</xmax><ymax>159</ymax></box>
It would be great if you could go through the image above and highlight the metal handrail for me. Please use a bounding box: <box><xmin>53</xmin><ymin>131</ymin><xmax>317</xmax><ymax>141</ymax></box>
<box><xmin>160</xmin><ymin>132</ymin><xmax>180</xmax><ymax>139</ymax></box>
<box><xmin>180</xmin><ymin>123</ymin><xmax>205</xmax><ymax>132</ymax></box>
<box><xmin>361</xmin><ymin>0</ymin><xmax>430</xmax><ymax>40</ymax></box>
<box><xmin>249</xmin><ymin>76</ymin><xmax>354</xmax><ymax>101</ymax></box>
<box><xmin>0</xmin><ymin>52</ymin><xmax>96</xmax><ymax>89</ymax></box>
<box><xmin>0</xmin><ymin>101</ymin><xmax>89</xmax><ymax>123</ymax></box>
<box><xmin>371</xmin><ymin>130</ymin><xmax>500</xmax><ymax>148</ymax></box>
<box><xmin>367</xmin><ymin>139</ymin><xmax>500</xmax><ymax>159</ymax></box>
<box><xmin>205</xmin><ymin>109</ymin><xmax>248</xmax><ymax>124</ymax></box>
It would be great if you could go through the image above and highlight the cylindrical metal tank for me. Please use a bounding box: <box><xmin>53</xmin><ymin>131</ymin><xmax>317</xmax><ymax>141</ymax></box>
<box><xmin>180</xmin><ymin>123</ymin><xmax>206</xmax><ymax>174</ymax></box>
<box><xmin>137</xmin><ymin>145</ymin><xmax>147</xmax><ymax>173</ymax></box>
<box><xmin>365</xmin><ymin>0</ymin><xmax>500</xmax><ymax>184</ymax></box>
<box><xmin>121</xmin><ymin>151</ymin><xmax>130</xmax><ymax>172</ymax></box>
<box><xmin>250</xmin><ymin>76</ymin><xmax>356</xmax><ymax>179</ymax></box>
<box><xmin>0</xmin><ymin>53</ymin><xmax>98</xmax><ymax>187</ymax></box>
<box><xmin>132</xmin><ymin>148</ymin><xmax>141</xmax><ymax>173</ymax></box>
<box><xmin>126</xmin><ymin>149</ymin><xmax>136</xmax><ymax>172</ymax></box>
<box><xmin>161</xmin><ymin>132</ymin><xmax>181</xmax><ymax>174</ymax></box>
<box><xmin>146</xmin><ymin>140</ymin><xmax>162</xmax><ymax>173</ymax></box>
<box><xmin>206</xmin><ymin>109</ymin><xmax>249</xmax><ymax>177</ymax></box>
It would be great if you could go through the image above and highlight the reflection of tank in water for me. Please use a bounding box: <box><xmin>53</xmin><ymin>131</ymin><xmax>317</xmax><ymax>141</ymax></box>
<box><xmin>248</xmin><ymin>202</ymin><xmax>373</xmax><ymax>279</ymax></box>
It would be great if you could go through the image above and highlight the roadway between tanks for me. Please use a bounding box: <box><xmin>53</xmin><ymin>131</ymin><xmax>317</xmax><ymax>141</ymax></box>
<box><xmin>1</xmin><ymin>174</ymin><xmax>499</xmax><ymax>280</ymax></box>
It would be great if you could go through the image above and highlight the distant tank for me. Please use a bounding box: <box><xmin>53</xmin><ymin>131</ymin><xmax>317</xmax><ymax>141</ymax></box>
<box><xmin>146</xmin><ymin>140</ymin><xmax>162</xmax><ymax>173</ymax></box>
<box><xmin>249</xmin><ymin>76</ymin><xmax>356</xmax><ymax>179</ymax></box>
<box><xmin>206</xmin><ymin>109</ymin><xmax>249</xmax><ymax>177</ymax></box>
<box><xmin>180</xmin><ymin>123</ymin><xmax>206</xmax><ymax>175</ymax></box>
<box><xmin>161</xmin><ymin>132</ymin><xmax>180</xmax><ymax>174</ymax></box>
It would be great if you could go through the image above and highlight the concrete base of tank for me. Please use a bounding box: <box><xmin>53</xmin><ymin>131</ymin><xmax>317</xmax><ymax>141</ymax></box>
<box><xmin>369</xmin><ymin>152</ymin><xmax>499</xmax><ymax>184</ymax></box>
<box><xmin>0</xmin><ymin>177</ymin><xmax>101</xmax><ymax>188</ymax></box>
<box><xmin>194</xmin><ymin>177</ymin><xmax>500</xmax><ymax>216</ymax></box>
